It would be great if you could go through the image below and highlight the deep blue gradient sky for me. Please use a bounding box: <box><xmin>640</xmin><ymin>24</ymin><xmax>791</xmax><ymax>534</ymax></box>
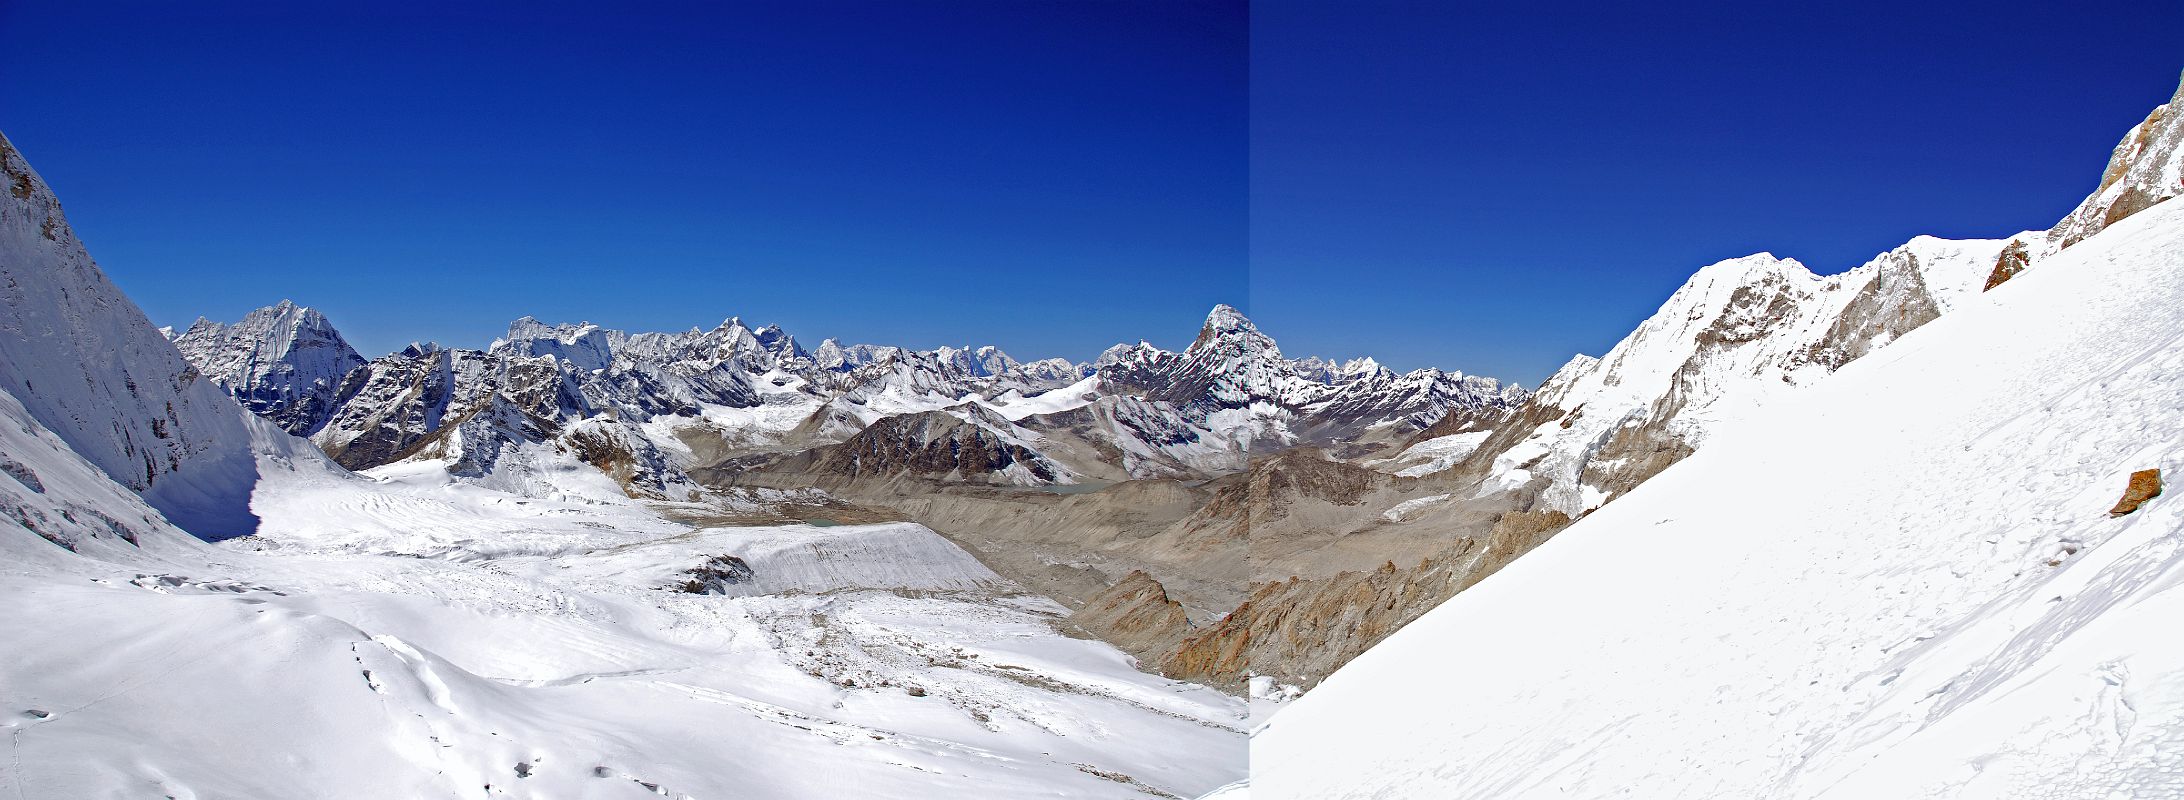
<box><xmin>4</xmin><ymin>2</ymin><xmax>2181</xmax><ymax>384</ymax></box>
<box><xmin>0</xmin><ymin>1</ymin><xmax>1245</xmax><ymax>359</ymax></box>
<box><xmin>1251</xmin><ymin>0</ymin><xmax>2184</xmax><ymax>384</ymax></box>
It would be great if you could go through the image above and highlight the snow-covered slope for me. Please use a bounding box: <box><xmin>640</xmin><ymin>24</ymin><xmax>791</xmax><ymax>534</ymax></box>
<box><xmin>4</xmin><ymin>426</ymin><xmax>1249</xmax><ymax>799</ymax></box>
<box><xmin>0</xmin><ymin>383</ymin><xmax>210</xmax><ymax>567</ymax></box>
<box><xmin>172</xmin><ymin>300</ymin><xmax>367</xmax><ymax>436</ymax></box>
<box><xmin>0</xmin><ymin>132</ymin><xmax>261</xmax><ymax>537</ymax></box>
<box><xmin>1477</xmin><ymin>236</ymin><xmax>2005</xmax><ymax>516</ymax></box>
<box><xmin>1254</xmin><ymin>196</ymin><xmax>2184</xmax><ymax>798</ymax></box>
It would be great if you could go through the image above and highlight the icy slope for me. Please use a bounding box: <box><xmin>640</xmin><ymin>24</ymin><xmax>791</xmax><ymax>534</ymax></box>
<box><xmin>0</xmin><ymin>132</ymin><xmax>261</xmax><ymax>537</ymax></box>
<box><xmin>1475</xmin><ymin>235</ymin><xmax>2004</xmax><ymax>516</ymax></box>
<box><xmin>0</xmin><ymin>385</ymin><xmax>212</xmax><ymax>569</ymax></box>
<box><xmin>1255</xmin><ymin>198</ymin><xmax>2184</xmax><ymax>798</ymax></box>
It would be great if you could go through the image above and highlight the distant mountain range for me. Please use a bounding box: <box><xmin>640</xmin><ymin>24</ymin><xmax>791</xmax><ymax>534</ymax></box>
<box><xmin>5</xmin><ymin>62</ymin><xmax>2183</xmax><ymax>800</ymax></box>
<box><xmin>172</xmin><ymin>296</ymin><xmax>1528</xmax><ymax>501</ymax></box>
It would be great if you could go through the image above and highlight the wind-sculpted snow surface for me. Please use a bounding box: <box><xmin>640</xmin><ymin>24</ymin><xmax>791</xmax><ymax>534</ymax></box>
<box><xmin>1254</xmin><ymin>199</ymin><xmax>2184</xmax><ymax>798</ymax></box>
<box><xmin>2</xmin><ymin>406</ymin><xmax>1248</xmax><ymax>799</ymax></box>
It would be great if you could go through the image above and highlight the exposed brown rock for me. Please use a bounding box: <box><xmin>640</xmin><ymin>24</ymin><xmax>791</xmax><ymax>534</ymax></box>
<box><xmin>1806</xmin><ymin>255</ymin><xmax>1943</xmax><ymax>369</ymax></box>
<box><xmin>2051</xmin><ymin>76</ymin><xmax>2182</xmax><ymax>249</ymax></box>
<box><xmin>1071</xmin><ymin>570</ymin><xmax>1195</xmax><ymax>661</ymax></box>
<box><xmin>567</xmin><ymin>426</ymin><xmax>655</xmax><ymax>495</ymax></box>
<box><xmin>1163</xmin><ymin>508</ymin><xmax>1571</xmax><ymax>689</ymax></box>
<box><xmin>1984</xmin><ymin>239</ymin><xmax>2032</xmax><ymax>291</ymax></box>
<box><xmin>2097</xmin><ymin>102</ymin><xmax>2168</xmax><ymax>195</ymax></box>
<box><xmin>2110</xmin><ymin>469</ymin><xmax>2163</xmax><ymax>517</ymax></box>
<box><xmin>804</xmin><ymin>410</ymin><xmax>1056</xmax><ymax>484</ymax></box>
<box><xmin>1193</xmin><ymin>448</ymin><xmax>1378</xmax><ymax>527</ymax></box>
<box><xmin>0</xmin><ymin>135</ymin><xmax>33</xmax><ymax>200</ymax></box>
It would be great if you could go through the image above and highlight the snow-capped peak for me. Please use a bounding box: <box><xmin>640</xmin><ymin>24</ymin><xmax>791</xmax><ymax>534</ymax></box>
<box><xmin>1189</xmin><ymin>303</ymin><xmax>1274</xmax><ymax>357</ymax></box>
<box><xmin>172</xmin><ymin>301</ymin><xmax>368</xmax><ymax>437</ymax></box>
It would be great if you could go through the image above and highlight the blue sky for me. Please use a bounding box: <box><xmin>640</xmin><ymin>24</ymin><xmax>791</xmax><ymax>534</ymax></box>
<box><xmin>3</xmin><ymin>2</ymin><xmax>2181</xmax><ymax>385</ymax></box>
<box><xmin>0</xmin><ymin>1</ymin><xmax>1245</xmax><ymax>359</ymax></box>
<box><xmin>1251</xmin><ymin>0</ymin><xmax>2184</xmax><ymax>383</ymax></box>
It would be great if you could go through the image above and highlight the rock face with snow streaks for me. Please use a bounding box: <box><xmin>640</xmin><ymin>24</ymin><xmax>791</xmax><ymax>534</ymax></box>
<box><xmin>1458</xmin><ymin>238</ymin><xmax>2007</xmax><ymax>518</ymax></box>
<box><xmin>0</xmin><ymin>132</ymin><xmax>261</xmax><ymax>538</ymax></box>
<box><xmin>171</xmin><ymin>300</ymin><xmax>366</xmax><ymax>436</ymax></box>
<box><xmin>1094</xmin><ymin>304</ymin><xmax>1528</xmax><ymax>453</ymax></box>
<box><xmin>187</xmin><ymin>299</ymin><xmax>1527</xmax><ymax>500</ymax></box>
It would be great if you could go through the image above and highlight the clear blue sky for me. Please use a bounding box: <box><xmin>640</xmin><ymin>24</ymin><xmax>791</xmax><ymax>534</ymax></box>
<box><xmin>0</xmin><ymin>1</ymin><xmax>1245</xmax><ymax>359</ymax></box>
<box><xmin>4</xmin><ymin>2</ymin><xmax>2181</xmax><ymax>384</ymax></box>
<box><xmin>1251</xmin><ymin>0</ymin><xmax>2184</xmax><ymax>384</ymax></box>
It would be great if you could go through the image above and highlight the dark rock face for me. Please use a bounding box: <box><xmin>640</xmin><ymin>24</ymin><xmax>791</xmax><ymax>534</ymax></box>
<box><xmin>674</xmin><ymin>555</ymin><xmax>757</xmax><ymax>593</ymax></box>
<box><xmin>2051</xmin><ymin>79</ymin><xmax>2182</xmax><ymax>250</ymax></box>
<box><xmin>1071</xmin><ymin>570</ymin><xmax>1195</xmax><ymax>660</ymax></box>
<box><xmin>807</xmin><ymin>409</ymin><xmax>1060</xmax><ymax>484</ymax></box>
<box><xmin>1806</xmin><ymin>251</ymin><xmax>1944</xmax><ymax>370</ymax></box>
<box><xmin>313</xmin><ymin>345</ymin><xmax>475</xmax><ymax>470</ymax></box>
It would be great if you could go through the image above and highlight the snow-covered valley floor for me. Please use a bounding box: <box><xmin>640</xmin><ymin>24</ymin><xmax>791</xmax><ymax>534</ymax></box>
<box><xmin>1</xmin><ymin>448</ymin><xmax>1244</xmax><ymax>799</ymax></box>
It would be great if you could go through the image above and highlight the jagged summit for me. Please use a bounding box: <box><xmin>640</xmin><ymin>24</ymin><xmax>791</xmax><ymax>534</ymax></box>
<box><xmin>172</xmin><ymin>300</ymin><xmax>368</xmax><ymax>437</ymax></box>
<box><xmin>176</xmin><ymin>295</ymin><xmax>1526</xmax><ymax>500</ymax></box>
<box><xmin>1192</xmin><ymin>303</ymin><xmax>1257</xmax><ymax>345</ymax></box>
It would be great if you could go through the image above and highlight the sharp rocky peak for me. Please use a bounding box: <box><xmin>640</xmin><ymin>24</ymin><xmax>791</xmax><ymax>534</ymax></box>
<box><xmin>1188</xmin><ymin>304</ymin><xmax>1267</xmax><ymax>353</ymax></box>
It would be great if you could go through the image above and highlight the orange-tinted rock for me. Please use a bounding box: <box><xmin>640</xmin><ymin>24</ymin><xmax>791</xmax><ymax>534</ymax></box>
<box><xmin>2110</xmin><ymin>469</ymin><xmax>2163</xmax><ymax>517</ymax></box>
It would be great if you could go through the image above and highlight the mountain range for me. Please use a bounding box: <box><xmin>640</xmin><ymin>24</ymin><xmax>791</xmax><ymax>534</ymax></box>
<box><xmin>3</xmin><ymin>64</ymin><xmax>2182</xmax><ymax>800</ymax></box>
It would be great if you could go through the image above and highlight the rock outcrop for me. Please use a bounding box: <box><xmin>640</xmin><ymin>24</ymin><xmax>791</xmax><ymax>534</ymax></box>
<box><xmin>1162</xmin><ymin>509</ymin><xmax>1570</xmax><ymax>689</ymax></box>
<box><xmin>1987</xmin><ymin>71</ymin><xmax>2184</xmax><ymax>290</ymax></box>
<box><xmin>2110</xmin><ymin>468</ymin><xmax>2163</xmax><ymax>517</ymax></box>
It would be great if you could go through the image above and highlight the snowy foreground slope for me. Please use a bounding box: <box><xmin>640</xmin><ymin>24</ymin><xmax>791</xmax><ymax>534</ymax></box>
<box><xmin>1254</xmin><ymin>199</ymin><xmax>2184</xmax><ymax>797</ymax></box>
<box><xmin>0</xmin><ymin>129</ymin><xmax>1243</xmax><ymax>798</ymax></box>
<box><xmin>2</xmin><ymin>443</ymin><xmax>1246</xmax><ymax>798</ymax></box>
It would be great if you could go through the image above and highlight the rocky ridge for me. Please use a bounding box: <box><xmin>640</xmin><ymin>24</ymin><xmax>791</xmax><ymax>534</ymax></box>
<box><xmin>0</xmin><ymin>132</ymin><xmax>262</xmax><ymax>538</ymax></box>
<box><xmin>171</xmin><ymin>300</ymin><xmax>367</xmax><ymax>436</ymax></box>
